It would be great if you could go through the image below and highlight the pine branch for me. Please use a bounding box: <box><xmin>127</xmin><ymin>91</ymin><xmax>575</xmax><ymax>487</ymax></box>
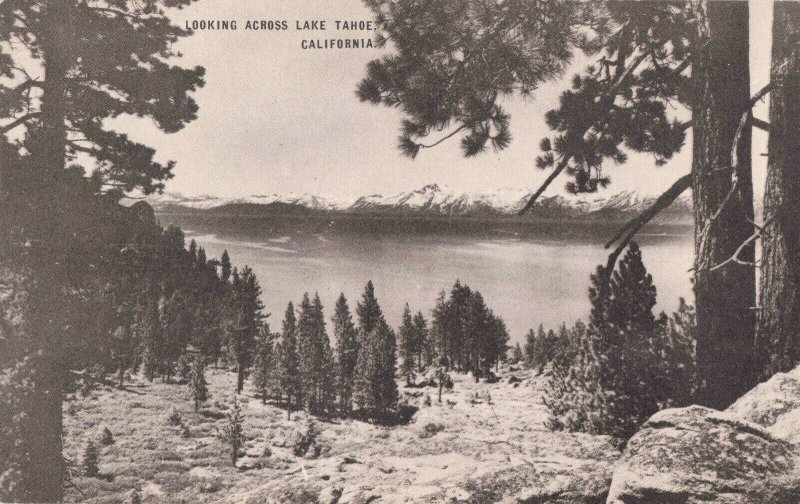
<box><xmin>417</xmin><ymin>125</ymin><xmax>467</xmax><ymax>149</ymax></box>
<box><xmin>0</xmin><ymin>111</ymin><xmax>39</xmax><ymax>134</ymax></box>
<box><xmin>518</xmin><ymin>156</ymin><xmax>570</xmax><ymax>215</ymax></box>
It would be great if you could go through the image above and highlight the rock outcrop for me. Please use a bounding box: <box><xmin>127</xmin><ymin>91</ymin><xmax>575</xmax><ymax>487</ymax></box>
<box><xmin>607</xmin><ymin>365</ymin><xmax>800</xmax><ymax>504</ymax></box>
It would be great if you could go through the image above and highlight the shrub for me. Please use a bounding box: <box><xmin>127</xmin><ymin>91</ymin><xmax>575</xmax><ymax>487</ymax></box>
<box><xmin>99</xmin><ymin>427</ymin><xmax>114</xmax><ymax>446</ymax></box>
<box><xmin>291</xmin><ymin>420</ymin><xmax>322</xmax><ymax>458</ymax></box>
<box><xmin>419</xmin><ymin>422</ymin><xmax>445</xmax><ymax>438</ymax></box>
<box><xmin>83</xmin><ymin>441</ymin><xmax>100</xmax><ymax>477</ymax></box>
<box><xmin>167</xmin><ymin>409</ymin><xmax>182</xmax><ymax>427</ymax></box>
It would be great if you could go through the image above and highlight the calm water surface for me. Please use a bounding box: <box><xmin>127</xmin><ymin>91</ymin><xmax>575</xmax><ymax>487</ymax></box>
<box><xmin>179</xmin><ymin>221</ymin><xmax>694</xmax><ymax>342</ymax></box>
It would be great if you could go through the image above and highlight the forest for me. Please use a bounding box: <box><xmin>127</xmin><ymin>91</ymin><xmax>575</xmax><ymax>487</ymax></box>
<box><xmin>2</xmin><ymin>0</ymin><xmax>800</xmax><ymax>503</ymax></box>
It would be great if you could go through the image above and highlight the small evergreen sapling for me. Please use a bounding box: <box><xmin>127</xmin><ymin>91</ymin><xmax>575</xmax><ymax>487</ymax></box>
<box><xmin>83</xmin><ymin>441</ymin><xmax>99</xmax><ymax>477</ymax></box>
<box><xmin>99</xmin><ymin>427</ymin><xmax>114</xmax><ymax>446</ymax></box>
<box><xmin>219</xmin><ymin>398</ymin><xmax>245</xmax><ymax>465</ymax></box>
<box><xmin>188</xmin><ymin>356</ymin><xmax>210</xmax><ymax>411</ymax></box>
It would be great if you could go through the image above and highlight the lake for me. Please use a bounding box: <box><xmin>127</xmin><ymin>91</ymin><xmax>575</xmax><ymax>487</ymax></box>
<box><xmin>160</xmin><ymin>213</ymin><xmax>694</xmax><ymax>342</ymax></box>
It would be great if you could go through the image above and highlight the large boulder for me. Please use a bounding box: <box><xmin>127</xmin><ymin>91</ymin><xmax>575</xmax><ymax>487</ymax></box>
<box><xmin>726</xmin><ymin>365</ymin><xmax>800</xmax><ymax>435</ymax></box>
<box><xmin>606</xmin><ymin>405</ymin><xmax>800</xmax><ymax>504</ymax></box>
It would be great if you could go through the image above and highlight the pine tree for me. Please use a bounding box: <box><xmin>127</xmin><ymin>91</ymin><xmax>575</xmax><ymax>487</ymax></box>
<box><xmin>83</xmin><ymin>441</ymin><xmax>99</xmax><ymax>478</ymax></box>
<box><xmin>430</xmin><ymin>291</ymin><xmax>450</xmax><ymax>368</ymax></box>
<box><xmin>160</xmin><ymin>290</ymin><xmax>191</xmax><ymax>383</ymax></box>
<box><xmin>353</xmin><ymin>286</ymin><xmax>398</xmax><ymax>423</ymax></box>
<box><xmin>228</xmin><ymin>266</ymin><xmax>265</xmax><ymax>394</ymax></box>
<box><xmin>137</xmin><ymin>294</ymin><xmax>163</xmax><ymax>382</ymax></box>
<box><xmin>297</xmin><ymin>294</ymin><xmax>336</xmax><ymax>415</ymax></box>
<box><xmin>188</xmin><ymin>240</ymin><xmax>197</xmax><ymax>261</ymax></box>
<box><xmin>220</xmin><ymin>250</ymin><xmax>232</xmax><ymax>284</ymax></box>
<box><xmin>252</xmin><ymin>325</ymin><xmax>276</xmax><ymax>405</ymax></box>
<box><xmin>110</xmin><ymin>325</ymin><xmax>136</xmax><ymax>389</ymax></box>
<box><xmin>332</xmin><ymin>294</ymin><xmax>359</xmax><ymax>416</ymax></box>
<box><xmin>188</xmin><ymin>356</ymin><xmax>209</xmax><ymax>411</ymax></box>
<box><xmin>220</xmin><ymin>398</ymin><xmax>245</xmax><ymax>465</ymax></box>
<box><xmin>357</xmin><ymin>281</ymin><xmax>384</xmax><ymax>336</ymax></box>
<box><xmin>412</xmin><ymin>311</ymin><xmax>430</xmax><ymax>368</ymax></box>
<box><xmin>756</xmin><ymin>2</ymin><xmax>800</xmax><ymax>379</ymax></box>
<box><xmin>512</xmin><ymin>342</ymin><xmax>524</xmax><ymax>364</ymax></box>
<box><xmin>398</xmin><ymin>303</ymin><xmax>416</xmax><ymax>385</ymax></box>
<box><xmin>275</xmin><ymin>302</ymin><xmax>301</xmax><ymax>418</ymax></box>
<box><xmin>545</xmin><ymin>242</ymin><xmax>691</xmax><ymax>440</ymax></box>
<box><xmin>524</xmin><ymin>329</ymin><xmax>537</xmax><ymax>368</ymax></box>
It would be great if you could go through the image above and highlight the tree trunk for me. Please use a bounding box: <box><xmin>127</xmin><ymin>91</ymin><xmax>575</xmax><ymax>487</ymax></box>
<box><xmin>755</xmin><ymin>1</ymin><xmax>800</xmax><ymax>378</ymax></box>
<box><xmin>690</xmin><ymin>0</ymin><xmax>756</xmax><ymax>409</ymax></box>
<box><xmin>16</xmin><ymin>1</ymin><xmax>73</xmax><ymax>500</ymax></box>
<box><xmin>236</xmin><ymin>366</ymin><xmax>245</xmax><ymax>394</ymax></box>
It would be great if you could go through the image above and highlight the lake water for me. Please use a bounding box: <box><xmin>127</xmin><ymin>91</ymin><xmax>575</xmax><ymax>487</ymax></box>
<box><xmin>164</xmin><ymin>214</ymin><xmax>694</xmax><ymax>342</ymax></box>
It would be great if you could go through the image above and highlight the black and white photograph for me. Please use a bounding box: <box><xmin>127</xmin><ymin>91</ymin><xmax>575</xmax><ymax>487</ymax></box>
<box><xmin>1</xmin><ymin>0</ymin><xmax>799</xmax><ymax>502</ymax></box>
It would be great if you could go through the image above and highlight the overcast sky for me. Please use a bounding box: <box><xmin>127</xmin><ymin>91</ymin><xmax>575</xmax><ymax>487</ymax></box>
<box><xmin>115</xmin><ymin>0</ymin><xmax>773</xmax><ymax>200</ymax></box>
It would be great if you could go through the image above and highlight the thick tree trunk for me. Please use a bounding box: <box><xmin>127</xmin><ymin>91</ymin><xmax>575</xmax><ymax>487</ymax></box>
<box><xmin>756</xmin><ymin>2</ymin><xmax>800</xmax><ymax>378</ymax></box>
<box><xmin>690</xmin><ymin>0</ymin><xmax>756</xmax><ymax>409</ymax></box>
<box><xmin>16</xmin><ymin>2</ymin><xmax>75</xmax><ymax>500</ymax></box>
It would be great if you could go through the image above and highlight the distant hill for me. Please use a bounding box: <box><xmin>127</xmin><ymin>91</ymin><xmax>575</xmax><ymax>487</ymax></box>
<box><xmin>142</xmin><ymin>184</ymin><xmax>694</xmax><ymax>224</ymax></box>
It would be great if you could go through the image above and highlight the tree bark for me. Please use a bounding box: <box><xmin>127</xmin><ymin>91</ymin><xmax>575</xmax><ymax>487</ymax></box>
<box><xmin>16</xmin><ymin>2</ymin><xmax>74</xmax><ymax>500</ymax></box>
<box><xmin>690</xmin><ymin>0</ymin><xmax>757</xmax><ymax>409</ymax></box>
<box><xmin>755</xmin><ymin>2</ymin><xmax>800</xmax><ymax>379</ymax></box>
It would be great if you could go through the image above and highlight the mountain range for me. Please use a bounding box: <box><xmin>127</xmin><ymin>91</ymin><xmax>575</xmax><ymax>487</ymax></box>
<box><xmin>145</xmin><ymin>184</ymin><xmax>693</xmax><ymax>224</ymax></box>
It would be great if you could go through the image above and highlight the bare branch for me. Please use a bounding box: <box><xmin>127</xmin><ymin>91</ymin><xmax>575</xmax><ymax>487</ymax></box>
<box><xmin>708</xmin><ymin>216</ymin><xmax>775</xmax><ymax>272</ymax></box>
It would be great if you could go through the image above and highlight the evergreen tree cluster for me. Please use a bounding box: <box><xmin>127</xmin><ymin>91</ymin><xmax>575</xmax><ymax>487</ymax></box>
<box><xmin>430</xmin><ymin>281</ymin><xmax>510</xmax><ymax>379</ymax></box>
<box><xmin>249</xmin><ymin>282</ymin><xmax>401</xmax><ymax>423</ymax></box>
<box><xmin>538</xmin><ymin>242</ymin><xmax>697</xmax><ymax>440</ymax></box>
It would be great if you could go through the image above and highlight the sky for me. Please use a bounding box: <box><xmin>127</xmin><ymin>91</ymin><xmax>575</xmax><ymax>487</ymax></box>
<box><xmin>114</xmin><ymin>0</ymin><xmax>774</xmax><ymax>200</ymax></box>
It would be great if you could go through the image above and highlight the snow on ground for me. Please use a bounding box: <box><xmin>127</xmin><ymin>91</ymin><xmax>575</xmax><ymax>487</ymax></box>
<box><xmin>63</xmin><ymin>366</ymin><xmax>620</xmax><ymax>503</ymax></box>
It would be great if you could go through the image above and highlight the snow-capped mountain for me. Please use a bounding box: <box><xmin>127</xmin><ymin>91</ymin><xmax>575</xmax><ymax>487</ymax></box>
<box><xmin>145</xmin><ymin>184</ymin><xmax>692</xmax><ymax>222</ymax></box>
<box><xmin>146</xmin><ymin>191</ymin><xmax>348</xmax><ymax>212</ymax></box>
<box><xmin>349</xmin><ymin>184</ymin><xmax>533</xmax><ymax>215</ymax></box>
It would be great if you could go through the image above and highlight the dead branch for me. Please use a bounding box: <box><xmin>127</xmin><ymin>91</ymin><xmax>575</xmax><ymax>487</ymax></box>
<box><xmin>696</xmin><ymin>83</ymin><xmax>773</xmax><ymax>267</ymax></box>
<box><xmin>707</xmin><ymin>216</ymin><xmax>775</xmax><ymax>272</ymax></box>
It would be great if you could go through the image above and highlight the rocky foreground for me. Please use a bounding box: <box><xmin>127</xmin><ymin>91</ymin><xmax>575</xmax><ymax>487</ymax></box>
<box><xmin>63</xmin><ymin>367</ymin><xmax>619</xmax><ymax>504</ymax></box>
<box><xmin>63</xmin><ymin>364</ymin><xmax>800</xmax><ymax>503</ymax></box>
<box><xmin>608</xmin><ymin>365</ymin><xmax>800</xmax><ymax>504</ymax></box>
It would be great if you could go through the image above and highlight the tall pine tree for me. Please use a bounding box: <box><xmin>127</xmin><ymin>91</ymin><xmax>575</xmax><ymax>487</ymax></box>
<box><xmin>275</xmin><ymin>302</ymin><xmax>301</xmax><ymax>417</ymax></box>
<box><xmin>398</xmin><ymin>303</ymin><xmax>416</xmax><ymax>385</ymax></box>
<box><xmin>228</xmin><ymin>267</ymin><xmax>265</xmax><ymax>394</ymax></box>
<box><xmin>332</xmin><ymin>294</ymin><xmax>359</xmax><ymax>416</ymax></box>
